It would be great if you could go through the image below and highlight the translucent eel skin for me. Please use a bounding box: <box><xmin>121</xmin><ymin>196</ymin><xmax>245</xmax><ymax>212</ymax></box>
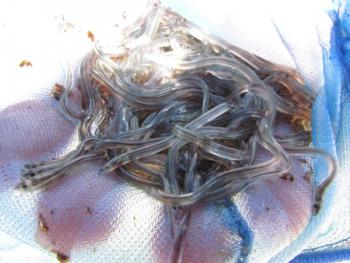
<box><xmin>13</xmin><ymin>3</ymin><xmax>336</xmax><ymax>263</ymax></box>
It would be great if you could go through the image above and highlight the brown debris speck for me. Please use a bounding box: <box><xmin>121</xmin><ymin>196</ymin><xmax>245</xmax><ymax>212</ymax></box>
<box><xmin>303</xmin><ymin>172</ymin><xmax>312</xmax><ymax>183</ymax></box>
<box><xmin>132</xmin><ymin>71</ymin><xmax>150</xmax><ymax>84</ymax></box>
<box><xmin>279</xmin><ymin>173</ymin><xmax>294</xmax><ymax>182</ymax></box>
<box><xmin>161</xmin><ymin>46</ymin><xmax>173</xmax><ymax>52</ymax></box>
<box><xmin>99</xmin><ymin>85</ymin><xmax>111</xmax><ymax>97</ymax></box>
<box><xmin>110</xmin><ymin>54</ymin><xmax>127</xmax><ymax>62</ymax></box>
<box><xmin>19</xmin><ymin>60</ymin><xmax>32</xmax><ymax>67</ymax></box>
<box><xmin>280</xmin><ymin>174</ymin><xmax>287</xmax><ymax>180</ymax></box>
<box><xmin>86</xmin><ymin>207</ymin><xmax>92</xmax><ymax>215</ymax></box>
<box><xmin>51</xmin><ymin>83</ymin><xmax>65</xmax><ymax>101</ymax></box>
<box><xmin>38</xmin><ymin>213</ymin><xmax>49</xmax><ymax>233</ymax></box>
<box><xmin>87</xmin><ymin>31</ymin><xmax>95</xmax><ymax>42</ymax></box>
<box><xmin>55</xmin><ymin>252</ymin><xmax>69</xmax><ymax>263</ymax></box>
<box><xmin>298</xmin><ymin>158</ymin><xmax>309</xmax><ymax>164</ymax></box>
<box><xmin>80</xmin><ymin>95</ymin><xmax>88</xmax><ymax>111</ymax></box>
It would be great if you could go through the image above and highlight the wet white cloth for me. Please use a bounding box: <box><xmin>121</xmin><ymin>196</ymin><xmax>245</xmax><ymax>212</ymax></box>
<box><xmin>0</xmin><ymin>0</ymin><xmax>348</xmax><ymax>262</ymax></box>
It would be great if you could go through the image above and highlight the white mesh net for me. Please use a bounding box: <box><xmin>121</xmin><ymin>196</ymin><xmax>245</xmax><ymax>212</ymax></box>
<box><xmin>0</xmin><ymin>0</ymin><xmax>348</xmax><ymax>262</ymax></box>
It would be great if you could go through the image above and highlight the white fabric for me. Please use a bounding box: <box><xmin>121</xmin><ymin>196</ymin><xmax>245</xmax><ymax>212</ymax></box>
<box><xmin>0</xmin><ymin>0</ymin><xmax>342</xmax><ymax>262</ymax></box>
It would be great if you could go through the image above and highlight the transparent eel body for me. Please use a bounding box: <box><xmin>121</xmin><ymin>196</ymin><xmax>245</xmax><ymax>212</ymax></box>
<box><xmin>15</xmin><ymin>3</ymin><xmax>336</xmax><ymax>262</ymax></box>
